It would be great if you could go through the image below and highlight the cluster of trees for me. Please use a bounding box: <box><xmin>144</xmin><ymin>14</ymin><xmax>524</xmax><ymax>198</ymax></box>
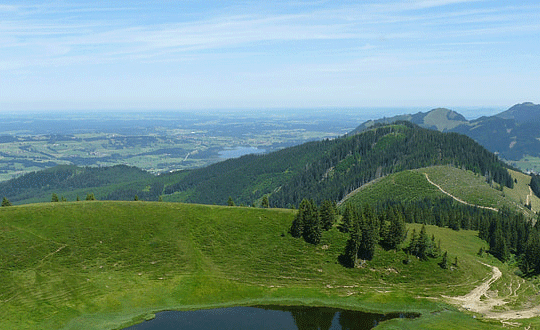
<box><xmin>290</xmin><ymin>199</ymin><xmax>337</xmax><ymax>245</ymax></box>
<box><xmin>372</xmin><ymin>197</ymin><xmax>540</xmax><ymax>276</ymax></box>
<box><xmin>339</xmin><ymin>203</ymin><xmax>443</xmax><ymax>268</ymax></box>
<box><xmin>51</xmin><ymin>192</ymin><xmax>95</xmax><ymax>202</ymax></box>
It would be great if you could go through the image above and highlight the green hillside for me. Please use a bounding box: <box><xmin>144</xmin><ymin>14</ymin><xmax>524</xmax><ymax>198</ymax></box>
<box><xmin>0</xmin><ymin>165</ymin><xmax>156</xmax><ymax>205</ymax></box>
<box><xmin>163</xmin><ymin>122</ymin><xmax>514</xmax><ymax>208</ymax></box>
<box><xmin>2</xmin><ymin>201</ymin><xmax>537</xmax><ymax>329</ymax></box>
<box><xmin>1</xmin><ymin>122</ymin><xmax>516</xmax><ymax>209</ymax></box>
<box><xmin>342</xmin><ymin>165</ymin><xmax>537</xmax><ymax>217</ymax></box>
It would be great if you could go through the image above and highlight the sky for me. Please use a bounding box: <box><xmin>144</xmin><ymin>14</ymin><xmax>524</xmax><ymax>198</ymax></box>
<box><xmin>0</xmin><ymin>1</ymin><xmax>539</xmax><ymax>112</ymax></box>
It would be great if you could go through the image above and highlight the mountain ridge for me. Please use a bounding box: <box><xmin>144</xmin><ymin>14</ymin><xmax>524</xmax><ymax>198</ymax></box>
<box><xmin>352</xmin><ymin>102</ymin><xmax>540</xmax><ymax>169</ymax></box>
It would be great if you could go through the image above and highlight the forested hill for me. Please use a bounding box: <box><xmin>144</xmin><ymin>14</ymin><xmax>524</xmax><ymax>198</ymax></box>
<box><xmin>0</xmin><ymin>165</ymin><xmax>153</xmax><ymax>204</ymax></box>
<box><xmin>164</xmin><ymin>121</ymin><xmax>514</xmax><ymax>207</ymax></box>
<box><xmin>350</xmin><ymin>103</ymin><xmax>540</xmax><ymax>165</ymax></box>
<box><xmin>1</xmin><ymin>122</ymin><xmax>514</xmax><ymax>207</ymax></box>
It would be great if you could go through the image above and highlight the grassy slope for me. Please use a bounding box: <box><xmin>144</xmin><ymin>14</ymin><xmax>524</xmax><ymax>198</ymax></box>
<box><xmin>2</xmin><ymin>201</ymin><xmax>537</xmax><ymax>330</ymax></box>
<box><xmin>344</xmin><ymin>165</ymin><xmax>536</xmax><ymax>217</ymax></box>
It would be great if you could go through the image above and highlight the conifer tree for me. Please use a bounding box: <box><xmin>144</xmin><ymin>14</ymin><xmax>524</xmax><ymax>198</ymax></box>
<box><xmin>261</xmin><ymin>195</ymin><xmax>269</xmax><ymax>208</ymax></box>
<box><xmin>1</xmin><ymin>197</ymin><xmax>11</xmax><ymax>207</ymax></box>
<box><xmin>227</xmin><ymin>196</ymin><xmax>235</xmax><ymax>206</ymax></box>
<box><xmin>290</xmin><ymin>199</ymin><xmax>309</xmax><ymax>238</ymax></box>
<box><xmin>342</xmin><ymin>228</ymin><xmax>361</xmax><ymax>268</ymax></box>
<box><xmin>339</xmin><ymin>203</ymin><xmax>356</xmax><ymax>233</ymax></box>
<box><xmin>51</xmin><ymin>193</ymin><xmax>59</xmax><ymax>202</ymax></box>
<box><xmin>302</xmin><ymin>200</ymin><xmax>321</xmax><ymax>245</ymax></box>
<box><xmin>319</xmin><ymin>200</ymin><xmax>337</xmax><ymax>230</ymax></box>
<box><xmin>439</xmin><ymin>251</ymin><xmax>448</xmax><ymax>269</ymax></box>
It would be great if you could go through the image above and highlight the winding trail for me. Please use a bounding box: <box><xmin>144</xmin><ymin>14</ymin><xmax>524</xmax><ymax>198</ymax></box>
<box><xmin>444</xmin><ymin>262</ymin><xmax>540</xmax><ymax>321</ymax></box>
<box><xmin>443</xmin><ymin>262</ymin><xmax>502</xmax><ymax>314</ymax></box>
<box><xmin>423</xmin><ymin>173</ymin><xmax>498</xmax><ymax>212</ymax></box>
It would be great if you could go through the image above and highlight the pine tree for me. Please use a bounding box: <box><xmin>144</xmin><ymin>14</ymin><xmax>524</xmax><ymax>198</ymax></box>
<box><xmin>290</xmin><ymin>199</ymin><xmax>309</xmax><ymax>238</ymax></box>
<box><xmin>86</xmin><ymin>193</ymin><xmax>95</xmax><ymax>201</ymax></box>
<box><xmin>261</xmin><ymin>195</ymin><xmax>269</xmax><ymax>208</ymax></box>
<box><xmin>302</xmin><ymin>200</ymin><xmax>321</xmax><ymax>245</ymax></box>
<box><xmin>383</xmin><ymin>207</ymin><xmax>406</xmax><ymax>250</ymax></box>
<box><xmin>319</xmin><ymin>200</ymin><xmax>337</xmax><ymax>230</ymax></box>
<box><xmin>227</xmin><ymin>196</ymin><xmax>235</xmax><ymax>206</ymax></box>
<box><xmin>439</xmin><ymin>251</ymin><xmax>449</xmax><ymax>269</ymax></box>
<box><xmin>134</xmin><ymin>195</ymin><xmax>139</xmax><ymax>201</ymax></box>
<box><xmin>358</xmin><ymin>207</ymin><xmax>378</xmax><ymax>261</ymax></box>
<box><xmin>51</xmin><ymin>193</ymin><xmax>59</xmax><ymax>203</ymax></box>
<box><xmin>342</xmin><ymin>229</ymin><xmax>361</xmax><ymax>268</ymax></box>
<box><xmin>1</xmin><ymin>197</ymin><xmax>11</xmax><ymax>207</ymax></box>
<box><xmin>339</xmin><ymin>203</ymin><xmax>356</xmax><ymax>233</ymax></box>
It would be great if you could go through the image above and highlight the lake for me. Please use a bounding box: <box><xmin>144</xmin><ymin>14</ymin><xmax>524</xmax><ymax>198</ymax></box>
<box><xmin>218</xmin><ymin>146</ymin><xmax>266</xmax><ymax>159</ymax></box>
<box><xmin>123</xmin><ymin>305</ymin><xmax>419</xmax><ymax>330</ymax></box>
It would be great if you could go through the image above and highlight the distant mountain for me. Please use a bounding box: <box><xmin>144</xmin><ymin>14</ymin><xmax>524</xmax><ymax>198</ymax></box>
<box><xmin>352</xmin><ymin>102</ymin><xmax>540</xmax><ymax>168</ymax></box>
<box><xmin>351</xmin><ymin>107</ymin><xmax>468</xmax><ymax>134</ymax></box>
<box><xmin>496</xmin><ymin>102</ymin><xmax>540</xmax><ymax>123</ymax></box>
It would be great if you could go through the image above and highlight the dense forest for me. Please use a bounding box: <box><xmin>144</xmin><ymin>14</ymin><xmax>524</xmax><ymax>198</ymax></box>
<box><xmin>164</xmin><ymin>122</ymin><xmax>514</xmax><ymax>207</ymax></box>
<box><xmin>0</xmin><ymin>122</ymin><xmax>516</xmax><ymax>208</ymax></box>
<box><xmin>0</xmin><ymin>165</ymin><xmax>153</xmax><ymax>203</ymax></box>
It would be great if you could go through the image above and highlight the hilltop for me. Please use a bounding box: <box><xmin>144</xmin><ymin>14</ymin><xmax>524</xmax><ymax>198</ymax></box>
<box><xmin>352</xmin><ymin>102</ymin><xmax>540</xmax><ymax>173</ymax></box>
<box><xmin>2</xmin><ymin>201</ymin><xmax>539</xmax><ymax>329</ymax></box>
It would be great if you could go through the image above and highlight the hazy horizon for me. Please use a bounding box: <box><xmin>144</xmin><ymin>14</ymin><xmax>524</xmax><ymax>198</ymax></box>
<box><xmin>1</xmin><ymin>1</ymin><xmax>539</xmax><ymax>112</ymax></box>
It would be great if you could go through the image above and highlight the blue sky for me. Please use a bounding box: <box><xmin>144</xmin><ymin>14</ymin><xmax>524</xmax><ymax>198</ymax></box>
<box><xmin>1</xmin><ymin>1</ymin><xmax>539</xmax><ymax>112</ymax></box>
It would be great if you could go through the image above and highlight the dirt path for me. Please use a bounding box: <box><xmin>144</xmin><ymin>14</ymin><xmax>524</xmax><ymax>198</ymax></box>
<box><xmin>443</xmin><ymin>262</ymin><xmax>502</xmax><ymax>314</ymax></box>
<box><xmin>423</xmin><ymin>173</ymin><xmax>498</xmax><ymax>212</ymax></box>
<box><xmin>444</xmin><ymin>262</ymin><xmax>540</xmax><ymax>321</ymax></box>
<box><xmin>526</xmin><ymin>186</ymin><xmax>532</xmax><ymax>207</ymax></box>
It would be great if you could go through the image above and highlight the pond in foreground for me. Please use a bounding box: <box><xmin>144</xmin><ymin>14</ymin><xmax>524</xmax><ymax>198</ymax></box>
<box><xmin>124</xmin><ymin>305</ymin><xmax>419</xmax><ymax>330</ymax></box>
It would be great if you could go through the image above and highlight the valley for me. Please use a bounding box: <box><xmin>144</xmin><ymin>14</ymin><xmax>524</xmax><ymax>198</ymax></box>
<box><xmin>2</xmin><ymin>112</ymin><xmax>540</xmax><ymax>330</ymax></box>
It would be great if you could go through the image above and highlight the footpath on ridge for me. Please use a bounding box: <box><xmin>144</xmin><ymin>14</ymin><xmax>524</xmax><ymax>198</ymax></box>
<box><xmin>423</xmin><ymin>173</ymin><xmax>498</xmax><ymax>212</ymax></box>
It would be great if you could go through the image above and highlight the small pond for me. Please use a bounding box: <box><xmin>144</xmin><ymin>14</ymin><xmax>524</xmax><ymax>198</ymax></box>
<box><xmin>123</xmin><ymin>305</ymin><xmax>419</xmax><ymax>330</ymax></box>
<box><xmin>218</xmin><ymin>146</ymin><xmax>266</xmax><ymax>159</ymax></box>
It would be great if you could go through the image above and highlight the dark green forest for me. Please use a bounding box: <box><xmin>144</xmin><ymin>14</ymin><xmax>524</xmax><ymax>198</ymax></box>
<box><xmin>163</xmin><ymin>122</ymin><xmax>514</xmax><ymax>207</ymax></box>
<box><xmin>0</xmin><ymin>122</ymin><xmax>516</xmax><ymax>208</ymax></box>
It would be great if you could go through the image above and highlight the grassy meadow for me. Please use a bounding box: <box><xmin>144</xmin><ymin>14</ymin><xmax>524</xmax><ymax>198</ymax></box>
<box><xmin>344</xmin><ymin>165</ymin><xmax>537</xmax><ymax>217</ymax></box>
<box><xmin>3</xmin><ymin>201</ymin><xmax>539</xmax><ymax>329</ymax></box>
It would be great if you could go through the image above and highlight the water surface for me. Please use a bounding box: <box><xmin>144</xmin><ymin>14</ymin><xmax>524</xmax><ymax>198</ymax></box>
<box><xmin>124</xmin><ymin>305</ymin><xmax>419</xmax><ymax>330</ymax></box>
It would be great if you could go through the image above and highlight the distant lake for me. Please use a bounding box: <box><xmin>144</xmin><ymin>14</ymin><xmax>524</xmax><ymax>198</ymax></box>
<box><xmin>123</xmin><ymin>305</ymin><xmax>419</xmax><ymax>330</ymax></box>
<box><xmin>218</xmin><ymin>146</ymin><xmax>266</xmax><ymax>159</ymax></box>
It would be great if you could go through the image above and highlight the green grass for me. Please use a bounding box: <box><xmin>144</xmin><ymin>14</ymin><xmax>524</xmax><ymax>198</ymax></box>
<box><xmin>0</xmin><ymin>201</ymin><xmax>538</xmax><ymax>329</ymax></box>
<box><xmin>341</xmin><ymin>170</ymin><xmax>444</xmax><ymax>206</ymax></box>
<box><xmin>417</xmin><ymin>166</ymin><xmax>536</xmax><ymax>216</ymax></box>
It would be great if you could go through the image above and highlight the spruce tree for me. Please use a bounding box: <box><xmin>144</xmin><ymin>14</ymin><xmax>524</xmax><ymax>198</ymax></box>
<box><xmin>302</xmin><ymin>200</ymin><xmax>321</xmax><ymax>245</ymax></box>
<box><xmin>290</xmin><ymin>199</ymin><xmax>309</xmax><ymax>238</ymax></box>
<box><xmin>342</xmin><ymin>228</ymin><xmax>361</xmax><ymax>268</ymax></box>
<box><xmin>261</xmin><ymin>195</ymin><xmax>269</xmax><ymax>208</ymax></box>
<box><xmin>439</xmin><ymin>251</ymin><xmax>448</xmax><ymax>269</ymax></box>
<box><xmin>1</xmin><ymin>197</ymin><xmax>11</xmax><ymax>207</ymax></box>
<box><xmin>51</xmin><ymin>193</ymin><xmax>59</xmax><ymax>203</ymax></box>
<box><xmin>227</xmin><ymin>196</ymin><xmax>235</xmax><ymax>206</ymax></box>
<box><xmin>319</xmin><ymin>200</ymin><xmax>336</xmax><ymax>231</ymax></box>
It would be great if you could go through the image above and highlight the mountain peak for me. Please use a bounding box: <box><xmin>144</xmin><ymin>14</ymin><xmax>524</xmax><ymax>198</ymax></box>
<box><xmin>496</xmin><ymin>102</ymin><xmax>540</xmax><ymax>123</ymax></box>
<box><xmin>422</xmin><ymin>108</ymin><xmax>468</xmax><ymax>131</ymax></box>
